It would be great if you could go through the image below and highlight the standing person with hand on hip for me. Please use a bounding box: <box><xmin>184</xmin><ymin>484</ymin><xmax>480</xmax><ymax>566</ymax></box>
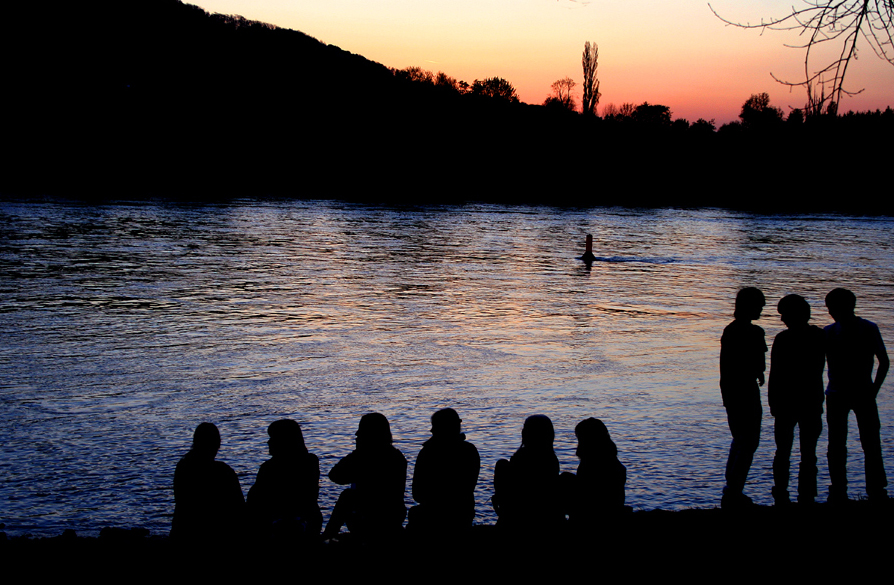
<box><xmin>823</xmin><ymin>288</ymin><xmax>889</xmax><ymax>503</ymax></box>
<box><xmin>720</xmin><ymin>287</ymin><xmax>767</xmax><ymax>509</ymax></box>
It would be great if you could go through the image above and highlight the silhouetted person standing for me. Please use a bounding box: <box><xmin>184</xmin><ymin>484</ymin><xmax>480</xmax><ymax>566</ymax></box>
<box><xmin>493</xmin><ymin>415</ymin><xmax>563</xmax><ymax>534</ymax></box>
<box><xmin>408</xmin><ymin>408</ymin><xmax>480</xmax><ymax>537</ymax></box>
<box><xmin>171</xmin><ymin>422</ymin><xmax>245</xmax><ymax>542</ymax></box>
<box><xmin>720</xmin><ymin>287</ymin><xmax>767</xmax><ymax>509</ymax></box>
<box><xmin>323</xmin><ymin>413</ymin><xmax>408</xmax><ymax>540</ymax></box>
<box><xmin>247</xmin><ymin>419</ymin><xmax>323</xmax><ymax>540</ymax></box>
<box><xmin>824</xmin><ymin>288</ymin><xmax>890</xmax><ymax>502</ymax></box>
<box><xmin>768</xmin><ymin>294</ymin><xmax>825</xmax><ymax>505</ymax></box>
<box><xmin>565</xmin><ymin>417</ymin><xmax>627</xmax><ymax>527</ymax></box>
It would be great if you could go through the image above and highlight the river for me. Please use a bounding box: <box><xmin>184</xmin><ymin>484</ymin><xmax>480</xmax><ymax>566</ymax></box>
<box><xmin>1</xmin><ymin>199</ymin><xmax>892</xmax><ymax>536</ymax></box>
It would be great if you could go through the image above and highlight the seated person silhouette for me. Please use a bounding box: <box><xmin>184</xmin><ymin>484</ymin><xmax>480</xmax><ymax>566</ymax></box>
<box><xmin>322</xmin><ymin>413</ymin><xmax>408</xmax><ymax>541</ymax></box>
<box><xmin>408</xmin><ymin>408</ymin><xmax>480</xmax><ymax>537</ymax></box>
<box><xmin>247</xmin><ymin>419</ymin><xmax>323</xmax><ymax>540</ymax></box>
<box><xmin>171</xmin><ymin>422</ymin><xmax>245</xmax><ymax>542</ymax></box>
<box><xmin>768</xmin><ymin>294</ymin><xmax>825</xmax><ymax>505</ymax></box>
<box><xmin>824</xmin><ymin>288</ymin><xmax>890</xmax><ymax>502</ymax></box>
<box><xmin>719</xmin><ymin>287</ymin><xmax>767</xmax><ymax>509</ymax></box>
<box><xmin>493</xmin><ymin>415</ymin><xmax>563</xmax><ymax>535</ymax></box>
<box><xmin>564</xmin><ymin>417</ymin><xmax>627</xmax><ymax>527</ymax></box>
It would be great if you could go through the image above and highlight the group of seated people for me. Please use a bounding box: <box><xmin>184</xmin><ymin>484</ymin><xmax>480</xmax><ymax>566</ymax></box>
<box><xmin>170</xmin><ymin>410</ymin><xmax>627</xmax><ymax>543</ymax></box>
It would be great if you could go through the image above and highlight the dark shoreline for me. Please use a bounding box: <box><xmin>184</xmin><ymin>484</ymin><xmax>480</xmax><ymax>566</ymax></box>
<box><xmin>5</xmin><ymin>501</ymin><xmax>891</xmax><ymax>578</ymax></box>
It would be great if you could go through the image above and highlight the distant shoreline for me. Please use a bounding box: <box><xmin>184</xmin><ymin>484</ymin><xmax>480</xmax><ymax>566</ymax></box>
<box><xmin>2</xmin><ymin>193</ymin><xmax>893</xmax><ymax>217</ymax></box>
<box><xmin>4</xmin><ymin>3</ymin><xmax>894</xmax><ymax>214</ymax></box>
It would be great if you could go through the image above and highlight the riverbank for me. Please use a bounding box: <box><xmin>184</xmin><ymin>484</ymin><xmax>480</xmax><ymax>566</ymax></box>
<box><xmin>4</xmin><ymin>501</ymin><xmax>890</xmax><ymax>579</ymax></box>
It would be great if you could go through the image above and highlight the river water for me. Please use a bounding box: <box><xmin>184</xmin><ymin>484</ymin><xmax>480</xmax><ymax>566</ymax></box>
<box><xmin>1</xmin><ymin>199</ymin><xmax>892</xmax><ymax>536</ymax></box>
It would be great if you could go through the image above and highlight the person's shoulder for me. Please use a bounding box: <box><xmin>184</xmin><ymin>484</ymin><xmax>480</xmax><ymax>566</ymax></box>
<box><xmin>806</xmin><ymin>324</ymin><xmax>824</xmax><ymax>337</ymax></box>
<box><xmin>211</xmin><ymin>460</ymin><xmax>239</xmax><ymax>481</ymax></box>
<box><xmin>722</xmin><ymin>319</ymin><xmax>763</xmax><ymax>336</ymax></box>
<box><xmin>721</xmin><ymin>320</ymin><xmax>743</xmax><ymax>345</ymax></box>
<box><xmin>176</xmin><ymin>451</ymin><xmax>205</xmax><ymax>473</ymax></box>
<box><xmin>857</xmin><ymin>318</ymin><xmax>886</xmax><ymax>347</ymax></box>
<box><xmin>174</xmin><ymin>453</ymin><xmax>193</xmax><ymax>482</ymax></box>
<box><xmin>389</xmin><ymin>445</ymin><xmax>408</xmax><ymax>463</ymax></box>
<box><xmin>780</xmin><ymin>325</ymin><xmax>824</xmax><ymax>339</ymax></box>
<box><xmin>213</xmin><ymin>459</ymin><xmax>237</xmax><ymax>473</ymax></box>
<box><xmin>806</xmin><ymin>324</ymin><xmax>826</xmax><ymax>342</ymax></box>
<box><xmin>337</xmin><ymin>449</ymin><xmax>358</xmax><ymax>464</ymax></box>
<box><xmin>458</xmin><ymin>439</ymin><xmax>481</xmax><ymax>461</ymax></box>
<box><xmin>771</xmin><ymin>328</ymin><xmax>789</xmax><ymax>348</ymax></box>
<box><xmin>748</xmin><ymin>323</ymin><xmax>767</xmax><ymax>349</ymax></box>
<box><xmin>857</xmin><ymin>317</ymin><xmax>881</xmax><ymax>332</ymax></box>
<box><xmin>256</xmin><ymin>458</ymin><xmax>274</xmax><ymax>474</ymax></box>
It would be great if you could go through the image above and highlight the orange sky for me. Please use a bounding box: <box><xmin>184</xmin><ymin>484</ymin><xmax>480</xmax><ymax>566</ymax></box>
<box><xmin>189</xmin><ymin>1</ymin><xmax>894</xmax><ymax>124</ymax></box>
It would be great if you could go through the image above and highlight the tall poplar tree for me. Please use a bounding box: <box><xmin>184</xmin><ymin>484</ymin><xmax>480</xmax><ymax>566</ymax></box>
<box><xmin>581</xmin><ymin>41</ymin><xmax>601</xmax><ymax>116</ymax></box>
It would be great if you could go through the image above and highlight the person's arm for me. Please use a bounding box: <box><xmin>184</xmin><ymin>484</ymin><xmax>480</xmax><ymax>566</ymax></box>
<box><xmin>411</xmin><ymin>448</ymin><xmax>427</xmax><ymax>504</ymax></box>
<box><xmin>328</xmin><ymin>452</ymin><xmax>355</xmax><ymax>485</ymax></box>
<box><xmin>469</xmin><ymin>444</ymin><xmax>481</xmax><ymax>491</ymax></box>
<box><xmin>311</xmin><ymin>454</ymin><xmax>321</xmax><ymax>501</ymax></box>
<box><xmin>227</xmin><ymin>465</ymin><xmax>245</xmax><ymax>504</ymax></box>
<box><xmin>768</xmin><ymin>336</ymin><xmax>779</xmax><ymax>415</ymax></box>
<box><xmin>874</xmin><ymin>345</ymin><xmax>889</xmax><ymax>396</ymax></box>
<box><xmin>757</xmin><ymin>327</ymin><xmax>767</xmax><ymax>386</ymax></box>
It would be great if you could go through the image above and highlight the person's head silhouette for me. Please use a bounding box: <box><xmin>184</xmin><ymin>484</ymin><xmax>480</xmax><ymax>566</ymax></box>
<box><xmin>521</xmin><ymin>415</ymin><xmax>555</xmax><ymax>450</ymax></box>
<box><xmin>734</xmin><ymin>287</ymin><xmax>765</xmax><ymax>321</ymax></box>
<box><xmin>267</xmin><ymin>419</ymin><xmax>307</xmax><ymax>457</ymax></box>
<box><xmin>192</xmin><ymin>422</ymin><xmax>221</xmax><ymax>459</ymax></box>
<box><xmin>356</xmin><ymin>412</ymin><xmax>393</xmax><ymax>449</ymax></box>
<box><xmin>777</xmin><ymin>294</ymin><xmax>811</xmax><ymax>327</ymax></box>
<box><xmin>430</xmin><ymin>408</ymin><xmax>462</xmax><ymax>438</ymax></box>
<box><xmin>825</xmin><ymin>287</ymin><xmax>857</xmax><ymax>322</ymax></box>
<box><xmin>575</xmin><ymin>417</ymin><xmax>617</xmax><ymax>459</ymax></box>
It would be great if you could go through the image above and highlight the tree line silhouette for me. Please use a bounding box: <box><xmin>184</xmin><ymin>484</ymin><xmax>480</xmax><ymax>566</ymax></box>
<box><xmin>3</xmin><ymin>1</ymin><xmax>892</xmax><ymax>211</ymax></box>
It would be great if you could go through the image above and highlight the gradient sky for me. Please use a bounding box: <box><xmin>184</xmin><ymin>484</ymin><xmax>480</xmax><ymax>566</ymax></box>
<box><xmin>189</xmin><ymin>0</ymin><xmax>894</xmax><ymax>124</ymax></box>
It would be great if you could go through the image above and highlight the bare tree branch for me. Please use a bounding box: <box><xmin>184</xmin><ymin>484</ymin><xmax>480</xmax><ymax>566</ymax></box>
<box><xmin>709</xmin><ymin>1</ymin><xmax>893</xmax><ymax>111</ymax></box>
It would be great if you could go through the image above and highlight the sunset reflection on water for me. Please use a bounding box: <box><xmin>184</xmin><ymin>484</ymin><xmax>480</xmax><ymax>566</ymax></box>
<box><xmin>1</xmin><ymin>200</ymin><xmax>892</xmax><ymax>535</ymax></box>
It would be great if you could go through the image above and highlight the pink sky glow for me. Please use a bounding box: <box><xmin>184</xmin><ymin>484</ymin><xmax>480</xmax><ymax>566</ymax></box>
<box><xmin>189</xmin><ymin>0</ymin><xmax>894</xmax><ymax>125</ymax></box>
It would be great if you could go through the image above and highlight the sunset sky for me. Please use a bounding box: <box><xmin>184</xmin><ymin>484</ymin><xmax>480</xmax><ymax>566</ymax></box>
<box><xmin>189</xmin><ymin>0</ymin><xmax>894</xmax><ymax>124</ymax></box>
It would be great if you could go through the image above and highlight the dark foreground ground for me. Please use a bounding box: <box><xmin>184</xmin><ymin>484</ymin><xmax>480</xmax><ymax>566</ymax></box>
<box><xmin>3</xmin><ymin>500</ymin><xmax>890</xmax><ymax>581</ymax></box>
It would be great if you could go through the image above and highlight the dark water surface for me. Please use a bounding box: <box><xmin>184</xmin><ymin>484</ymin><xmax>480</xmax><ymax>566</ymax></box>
<box><xmin>1</xmin><ymin>200</ymin><xmax>893</xmax><ymax>535</ymax></box>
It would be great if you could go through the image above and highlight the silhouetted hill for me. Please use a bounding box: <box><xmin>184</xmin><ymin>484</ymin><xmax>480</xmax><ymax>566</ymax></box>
<box><xmin>2</xmin><ymin>1</ymin><xmax>892</xmax><ymax>211</ymax></box>
<box><xmin>4</xmin><ymin>1</ymin><xmax>418</xmax><ymax>195</ymax></box>
<box><xmin>6</xmin><ymin>1</ymin><xmax>570</xmax><ymax>201</ymax></box>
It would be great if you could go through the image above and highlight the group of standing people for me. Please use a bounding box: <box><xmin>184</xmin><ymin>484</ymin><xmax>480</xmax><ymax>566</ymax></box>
<box><xmin>720</xmin><ymin>287</ymin><xmax>889</xmax><ymax>508</ymax></box>
<box><xmin>171</xmin><ymin>409</ymin><xmax>627</xmax><ymax>544</ymax></box>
